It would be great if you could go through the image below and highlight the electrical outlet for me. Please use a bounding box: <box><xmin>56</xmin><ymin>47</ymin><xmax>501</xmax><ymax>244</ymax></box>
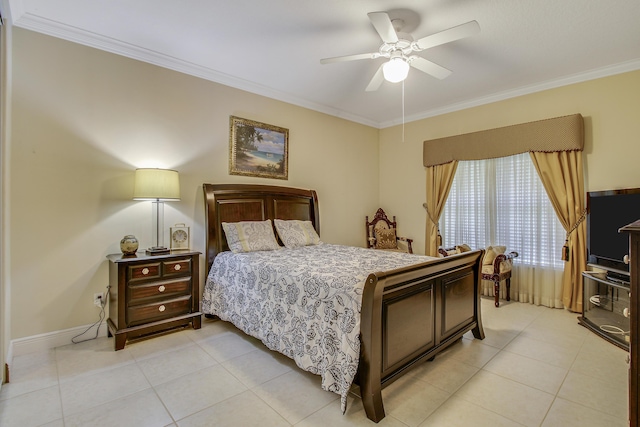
<box><xmin>93</xmin><ymin>292</ymin><xmax>104</xmax><ymax>307</ymax></box>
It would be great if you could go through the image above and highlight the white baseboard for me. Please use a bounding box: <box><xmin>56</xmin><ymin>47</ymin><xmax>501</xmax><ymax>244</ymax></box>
<box><xmin>9</xmin><ymin>322</ymin><xmax>109</xmax><ymax>359</ymax></box>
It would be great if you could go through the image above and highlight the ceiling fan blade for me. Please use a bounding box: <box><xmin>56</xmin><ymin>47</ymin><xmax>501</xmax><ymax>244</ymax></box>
<box><xmin>409</xmin><ymin>56</ymin><xmax>452</xmax><ymax>80</ymax></box>
<box><xmin>367</xmin><ymin>12</ymin><xmax>398</xmax><ymax>43</ymax></box>
<box><xmin>320</xmin><ymin>52</ymin><xmax>379</xmax><ymax>64</ymax></box>
<box><xmin>414</xmin><ymin>20</ymin><xmax>480</xmax><ymax>50</ymax></box>
<box><xmin>365</xmin><ymin>64</ymin><xmax>385</xmax><ymax>92</ymax></box>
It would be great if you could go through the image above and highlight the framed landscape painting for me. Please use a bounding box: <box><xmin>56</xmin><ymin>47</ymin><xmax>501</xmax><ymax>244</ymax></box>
<box><xmin>229</xmin><ymin>116</ymin><xmax>289</xmax><ymax>180</ymax></box>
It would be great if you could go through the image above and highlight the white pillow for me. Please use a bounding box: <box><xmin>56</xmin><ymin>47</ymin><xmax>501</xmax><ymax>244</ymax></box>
<box><xmin>221</xmin><ymin>220</ymin><xmax>281</xmax><ymax>253</ymax></box>
<box><xmin>273</xmin><ymin>219</ymin><xmax>321</xmax><ymax>249</ymax></box>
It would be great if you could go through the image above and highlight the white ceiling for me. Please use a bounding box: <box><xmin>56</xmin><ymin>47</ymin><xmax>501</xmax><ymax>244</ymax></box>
<box><xmin>5</xmin><ymin>0</ymin><xmax>640</xmax><ymax>128</ymax></box>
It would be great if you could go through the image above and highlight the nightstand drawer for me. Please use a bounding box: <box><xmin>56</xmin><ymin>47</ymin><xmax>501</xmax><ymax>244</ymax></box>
<box><xmin>128</xmin><ymin>278</ymin><xmax>191</xmax><ymax>305</ymax></box>
<box><xmin>163</xmin><ymin>258</ymin><xmax>192</xmax><ymax>277</ymax></box>
<box><xmin>128</xmin><ymin>262</ymin><xmax>162</xmax><ymax>281</ymax></box>
<box><xmin>127</xmin><ymin>295</ymin><xmax>192</xmax><ymax>326</ymax></box>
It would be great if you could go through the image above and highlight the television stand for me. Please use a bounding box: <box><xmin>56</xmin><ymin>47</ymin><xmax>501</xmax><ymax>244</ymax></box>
<box><xmin>579</xmin><ymin>270</ymin><xmax>630</xmax><ymax>351</ymax></box>
<box><xmin>606</xmin><ymin>270</ymin><xmax>631</xmax><ymax>285</ymax></box>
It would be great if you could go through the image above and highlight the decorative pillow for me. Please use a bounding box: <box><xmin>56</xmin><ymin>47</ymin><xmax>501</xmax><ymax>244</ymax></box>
<box><xmin>375</xmin><ymin>228</ymin><xmax>398</xmax><ymax>250</ymax></box>
<box><xmin>222</xmin><ymin>220</ymin><xmax>281</xmax><ymax>253</ymax></box>
<box><xmin>483</xmin><ymin>247</ymin><xmax>496</xmax><ymax>265</ymax></box>
<box><xmin>456</xmin><ymin>244</ymin><xmax>472</xmax><ymax>253</ymax></box>
<box><xmin>483</xmin><ymin>245</ymin><xmax>506</xmax><ymax>265</ymax></box>
<box><xmin>273</xmin><ymin>219</ymin><xmax>321</xmax><ymax>249</ymax></box>
<box><xmin>493</xmin><ymin>245</ymin><xmax>507</xmax><ymax>255</ymax></box>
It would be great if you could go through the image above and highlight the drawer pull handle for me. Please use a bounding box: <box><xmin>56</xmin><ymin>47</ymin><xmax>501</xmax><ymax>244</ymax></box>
<box><xmin>174</xmin><ymin>264</ymin><xmax>181</xmax><ymax>271</ymax></box>
<box><xmin>142</xmin><ymin>268</ymin><xmax>150</xmax><ymax>275</ymax></box>
<box><xmin>158</xmin><ymin>285</ymin><xmax>166</xmax><ymax>292</ymax></box>
<box><xmin>158</xmin><ymin>305</ymin><xmax>166</xmax><ymax>312</ymax></box>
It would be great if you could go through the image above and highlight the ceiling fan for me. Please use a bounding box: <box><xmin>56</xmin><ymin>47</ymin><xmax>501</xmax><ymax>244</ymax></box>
<box><xmin>320</xmin><ymin>11</ymin><xmax>480</xmax><ymax>91</ymax></box>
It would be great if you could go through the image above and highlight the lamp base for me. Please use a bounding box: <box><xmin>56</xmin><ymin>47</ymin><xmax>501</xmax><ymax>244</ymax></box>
<box><xmin>146</xmin><ymin>246</ymin><xmax>170</xmax><ymax>255</ymax></box>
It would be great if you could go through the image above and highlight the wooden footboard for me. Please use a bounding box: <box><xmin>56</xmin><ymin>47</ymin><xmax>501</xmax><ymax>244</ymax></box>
<box><xmin>359</xmin><ymin>249</ymin><xmax>485</xmax><ymax>422</ymax></box>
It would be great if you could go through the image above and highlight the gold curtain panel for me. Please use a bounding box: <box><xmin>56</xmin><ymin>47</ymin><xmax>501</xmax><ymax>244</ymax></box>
<box><xmin>423</xmin><ymin>114</ymin><xmax>584</xmax><ymax>167</ymax></box>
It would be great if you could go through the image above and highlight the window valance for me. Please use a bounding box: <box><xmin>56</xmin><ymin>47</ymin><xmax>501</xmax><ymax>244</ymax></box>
<box><xmin>423</xmin><ymin>114</ymin><xmax>584</xmax><ymax>167</ymax></box>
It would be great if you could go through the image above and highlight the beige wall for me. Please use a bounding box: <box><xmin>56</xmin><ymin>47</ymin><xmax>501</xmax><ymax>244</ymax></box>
<box><xmin>379</xmin><ymin>70</ymin><xmax>640</xmax><ymax>255</ymax></box>
<box><xmin>8</xmin><ymin>28</ymin><xmax>379</xmax><ymax>339</ymax></box>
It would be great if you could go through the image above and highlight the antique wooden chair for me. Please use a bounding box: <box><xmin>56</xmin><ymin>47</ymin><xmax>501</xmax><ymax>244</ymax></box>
<box><xmin>366</xmin><ymin>208</ymin><xmax>413</xmax><ymax>254</ymax></box>
<box><xmin>439</xmin><ymin>244</ymin><xmax>518</xmax><ymax>307</ymax></box>
<box><xmin>481</xmin><ymin>246</ymin><xmax>519</xmax><ymax>307</ymax></box>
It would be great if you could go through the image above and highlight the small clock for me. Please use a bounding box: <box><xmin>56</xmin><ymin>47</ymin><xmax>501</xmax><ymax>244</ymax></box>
<box><xmin>170</xmin><ymin>223</ymin><xmax>190</xmax><ymax>251</ymax></box>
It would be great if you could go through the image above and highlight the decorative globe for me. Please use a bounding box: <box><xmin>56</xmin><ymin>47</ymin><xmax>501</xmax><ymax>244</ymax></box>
<box><xmin>120</xmin><ymin>235</ymin><xmax>139</xmax><ymax>255</ymax></box>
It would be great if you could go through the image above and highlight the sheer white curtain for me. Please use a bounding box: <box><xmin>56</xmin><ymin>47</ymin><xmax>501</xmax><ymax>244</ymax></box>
<box><xmin>441</xmin><ymin>153</ymin><xmax>565</xmax><ymax>308</ymax></box>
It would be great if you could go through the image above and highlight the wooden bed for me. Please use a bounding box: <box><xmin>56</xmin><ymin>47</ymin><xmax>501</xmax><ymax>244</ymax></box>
<box><xmin>203</xmin><ymin>183</ymin><xmax>485</xmax><ymax>422</ymax></box>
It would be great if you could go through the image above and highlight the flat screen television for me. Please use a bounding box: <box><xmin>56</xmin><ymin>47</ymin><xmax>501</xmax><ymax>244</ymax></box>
<box><xmin>587</xmin><ymin>187</ymin><xmax>640</xmax><ymax>278</ymax></box>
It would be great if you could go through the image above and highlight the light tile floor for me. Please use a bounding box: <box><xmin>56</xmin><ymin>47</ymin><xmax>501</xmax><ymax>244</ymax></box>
<box><xmin>0</xmin><ymin>298</ymin><xmax>630</xmax><ymax>427</ymax></box>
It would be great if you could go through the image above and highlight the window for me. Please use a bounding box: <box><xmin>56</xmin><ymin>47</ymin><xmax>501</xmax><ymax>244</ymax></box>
<box><xmin>441</xmin><ymin>153</ymin><xmax>565</xmax><ymax>270</ymax></box>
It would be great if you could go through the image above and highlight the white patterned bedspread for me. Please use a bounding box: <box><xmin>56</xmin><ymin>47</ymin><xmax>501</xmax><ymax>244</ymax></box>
<box><xmin>202</xmin><ymin>243</ymin><xmax>435</xmax><ymax>412</ymax></box>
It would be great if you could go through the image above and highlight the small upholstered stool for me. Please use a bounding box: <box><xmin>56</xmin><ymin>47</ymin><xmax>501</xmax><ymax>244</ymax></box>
<box><xmin>481</xmin><ymin>246</ymin><xmax>518</xmax><ymax>307</ymax></box>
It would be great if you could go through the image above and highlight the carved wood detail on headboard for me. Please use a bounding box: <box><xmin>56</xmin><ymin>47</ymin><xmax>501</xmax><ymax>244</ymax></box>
<box><xmin>202</xmin><ymin>184</ymin><xmax>320</xmax><ymax>271</ymax></box>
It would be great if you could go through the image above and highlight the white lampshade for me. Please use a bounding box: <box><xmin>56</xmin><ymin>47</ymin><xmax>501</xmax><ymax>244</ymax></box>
<box><xmin>383</xmin><ymin>57</ymin><xmax>410</xmax><ymax>83</ymax></box>
<box><xmin>133</xmin><ymin>168</ymin><xmax>180</xmax><ymax>201</ymax></box>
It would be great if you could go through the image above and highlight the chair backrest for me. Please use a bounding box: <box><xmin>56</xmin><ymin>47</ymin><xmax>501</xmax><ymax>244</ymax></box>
<box><xmin>438</xmin><ymin>244</ymin><xmax>472</xmax><ymax>257</ymax></box>
<box><xmin>365</xmin><ymin>208</ymin><xmax>397</xmax><ymax>249</ymax></box>
<box><xmin>438</xmin><ymin>246</ymin><xmax>457</xmax><ymax>257</ymax></box>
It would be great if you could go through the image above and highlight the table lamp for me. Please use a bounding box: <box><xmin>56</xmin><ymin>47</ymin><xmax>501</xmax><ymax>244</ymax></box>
<box><xmin>133</xmin><ymin>168</ymin><xmax>180</xmax><ymax>255</ymax></box>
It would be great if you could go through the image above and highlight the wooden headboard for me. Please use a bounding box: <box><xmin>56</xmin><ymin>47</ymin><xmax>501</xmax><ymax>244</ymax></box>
<box><xmin>202</xmin><ymin>184</ymin><xmax>320</xmax><ymax>271</ymax></box>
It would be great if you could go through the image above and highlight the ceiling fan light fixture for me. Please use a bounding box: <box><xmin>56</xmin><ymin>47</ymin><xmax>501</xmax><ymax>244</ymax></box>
<box><xmin>383</xmin><ymin>57</ymin><xmax>409</xmax><ymax>83</ymax></box>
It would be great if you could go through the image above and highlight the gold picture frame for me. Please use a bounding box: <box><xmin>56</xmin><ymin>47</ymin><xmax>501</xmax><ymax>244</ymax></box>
<box><xmin>229</xmin><ymin>116</ymin><xmax>289</xmax><ymax>180</ymax></box>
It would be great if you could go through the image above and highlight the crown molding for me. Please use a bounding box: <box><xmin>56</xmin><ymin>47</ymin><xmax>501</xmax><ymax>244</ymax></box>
<box><xmin>10</xmin><ymin>4</ymin><xmax>640</xmax><ymax>130</ymax></box>
<box><xmin>11</xmin><ymin>10</ymin><xmax>380</xmax><ymax>128</ymax></box>
<box><xmin>378</xmin><ymin>59</ymin><xmax>640</xmax><ymax>128</ymax></box>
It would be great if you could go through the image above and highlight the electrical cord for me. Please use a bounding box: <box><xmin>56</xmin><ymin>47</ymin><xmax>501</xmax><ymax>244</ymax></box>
<box><xmin>71</xmin><ymin>285</ymin><xmax>110</xmax><ymax>344</ymax></box>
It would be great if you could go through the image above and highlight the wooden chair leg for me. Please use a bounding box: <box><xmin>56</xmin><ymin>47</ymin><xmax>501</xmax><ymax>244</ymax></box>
<box><xmin>506</xmin><ymin>278</ymin><xmax>511</xmax><ymax>301</ymax></box>
<box><xmin>494</xmin><ymin>280</ymin><xmax>500</xmax><ymax>307</ymax></box>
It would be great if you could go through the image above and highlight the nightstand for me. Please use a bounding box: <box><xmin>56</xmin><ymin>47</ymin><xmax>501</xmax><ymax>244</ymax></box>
<box><xmin>106</xmin><ymin>251</ymin><xmax>202</xmax><ymax>350</ymax></box>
